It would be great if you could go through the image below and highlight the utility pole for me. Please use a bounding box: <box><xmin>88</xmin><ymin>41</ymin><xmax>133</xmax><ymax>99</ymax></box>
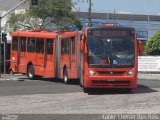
<box><xmin>77</xmin><ymin>0</ymin><xmax>92</xmax><ymax>27</ymax></box>
<box><xmin>88</xmin><ymin>0</ymin><xmax>92</xmax><ymax>27</ymax></box>
<box><xmin>0</xmin><ymin>16</ymin><xmax>1</xmax><ymax>78</ymax></box>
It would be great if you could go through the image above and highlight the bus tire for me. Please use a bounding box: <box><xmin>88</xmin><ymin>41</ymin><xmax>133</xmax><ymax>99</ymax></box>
<box><xmin>63</xmin><ymin>68</ymin><xmax>69</xmax><ymax>84</ymax></box>
<box><xmin>28</xmin><ymin>65</ymin><xmax>35</xmax><ymax>80</ymax></box>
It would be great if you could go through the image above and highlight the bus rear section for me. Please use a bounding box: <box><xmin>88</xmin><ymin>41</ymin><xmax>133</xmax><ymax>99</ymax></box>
<box><xmin>10</xmin><ymin>30</ymin><xmax>79</xmax><ymax>83</ymax></box>
<box><xmin>80</xmin><ymin>26</ymin><xmax>138</xmax><ymax>92</ymax></box>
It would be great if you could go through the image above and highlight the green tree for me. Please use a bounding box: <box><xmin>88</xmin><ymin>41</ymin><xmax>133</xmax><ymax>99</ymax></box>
<box><xmin>4</xmin><ymin>12</ymin><xmax>42</xmax><ymax>33</ymax></box>
<box><xmin>145</xmin><ymin>31</ymin><xmax>160</xmax><ymax>55</ymax></box>
<box><xmin>4</xmin><ymin>0</ymin><xmax>82</xmax><ymax>33</ymax></box>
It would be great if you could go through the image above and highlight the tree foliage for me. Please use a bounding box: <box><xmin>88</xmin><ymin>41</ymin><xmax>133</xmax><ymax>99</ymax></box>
<box><xmin>145</xmin><ymin>31</ymin><xmax>160</xmax><ymax>55</ymax></box>
<box><xmin>4</xmin><ymin>12</ymin><xmax>42</xmax><ymax>33</ymax></box>
<box><xmin>4</xmin><ymin>0</ymin><xmax>82</xmax><ymax>33</ymax></box>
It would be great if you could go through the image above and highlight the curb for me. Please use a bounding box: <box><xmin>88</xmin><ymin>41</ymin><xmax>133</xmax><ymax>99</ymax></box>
<box><xmin>138</xmin><ymin>73</ymin><xmax>160</xmax><ymax>80</ymax></box>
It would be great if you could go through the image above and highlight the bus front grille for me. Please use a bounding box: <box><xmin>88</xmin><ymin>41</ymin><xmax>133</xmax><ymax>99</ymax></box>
<box><xmin>98</xmin><ymin>71</ymin><xmax>126</xmax><ymax>75</ymax></box>
<box><xmin>92</xmin><ymin>80</ymin><xmax>131</xmax><ymax>86</ymax></box>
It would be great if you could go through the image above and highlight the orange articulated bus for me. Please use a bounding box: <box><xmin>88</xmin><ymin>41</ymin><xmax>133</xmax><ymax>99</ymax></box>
<box><xmin>10</xmin><ymin>25</ymin><xmax>137</xmax><ymax>93</ymax></box>
<box><xmin>79</xmin><ymin>25</ymin><xmax>138</xmax><ymax>92</ymax></box>
<box><xmin>10</xmin><ymin>30</ymin><xmax>79</xmax><ymax>83</ymax></box>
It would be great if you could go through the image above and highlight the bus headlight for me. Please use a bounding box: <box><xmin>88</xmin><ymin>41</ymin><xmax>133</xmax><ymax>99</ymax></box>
<box><xmin>125</xmin><ymin>69</ymin><xmax>134</xmax><ymax>76</ymax></box>
<box><xmin>89</xmin><ymin>70</ymin><xmax>96</xmax><ymax>76</ymax></box>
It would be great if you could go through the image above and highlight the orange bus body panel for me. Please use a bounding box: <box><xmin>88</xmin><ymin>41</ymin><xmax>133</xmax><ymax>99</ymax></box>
<box><xmin>81</xmin><ymin>27</ymin><xmax>138</xmax><ymax>89</ymax></box>
<box><xmin>10</xmin><ymin>30</ymin><xmax>79</xmax><ymax>80</ymax></box>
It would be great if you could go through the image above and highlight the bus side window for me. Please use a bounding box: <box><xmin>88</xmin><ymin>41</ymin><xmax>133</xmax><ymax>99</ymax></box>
<box><xmin>46</xmin><ymin>39</ymin><xmax>54</xmax><ymax>54</ymax></box>
<box><xmin>12</xmin><ymin>36</ymin><xmax>18</xmax><ymax>51</ymax></box>
<box><xmin>27</xmin><ymin>37</ymin><xmax>35</xmax><ymax>53</ymax></box>
<box><xmin>36</xmin><ymin>38</ymin><xmax>44</xmax><ymax>54</ymax></box>
<box><xmin>20</xmin><ymin>37</ymin><xmax>26</xmax><ymax>52</ymax></box>
<box><xmin>61</xmin><ymin>38</ymin><xmax>69</xmax><ymax>55</ymax></box>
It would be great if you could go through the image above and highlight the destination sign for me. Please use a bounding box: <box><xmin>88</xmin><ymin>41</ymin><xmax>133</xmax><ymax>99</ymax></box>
<box><xmin>89</xmin><ymin>29</ymin><xmax>133</xmax><ymax>37</ymax></box>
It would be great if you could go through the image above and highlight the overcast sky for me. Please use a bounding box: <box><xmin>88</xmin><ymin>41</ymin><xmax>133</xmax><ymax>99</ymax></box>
<box><xmin>73</xmin><ymin>0</ymin><xmax>160</xmax><ymax>15</ymax></box>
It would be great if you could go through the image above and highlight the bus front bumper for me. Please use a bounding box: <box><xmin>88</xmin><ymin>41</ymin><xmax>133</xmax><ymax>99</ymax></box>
<box><xmin>84</xmin><ymin>75</ymin><xmax>137</xmax><ymax>89</ymax></box>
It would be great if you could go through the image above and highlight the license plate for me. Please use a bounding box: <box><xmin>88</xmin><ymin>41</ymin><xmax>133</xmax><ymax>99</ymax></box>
<box><xmin>107</xmin><ymin>78</ymin><xmax>115</xmax><ymax>81</ymax></box>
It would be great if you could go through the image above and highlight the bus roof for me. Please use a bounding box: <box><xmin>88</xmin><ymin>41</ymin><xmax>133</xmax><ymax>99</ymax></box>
<box><xmin>84</xmin><ymin>25</ymin><xmax>135</xmax><ymax>31</ymax></box>
<box><xmin>11</xmin><ymin>30</ymin><xmax>78</xmax><ymax>39</ymax></box>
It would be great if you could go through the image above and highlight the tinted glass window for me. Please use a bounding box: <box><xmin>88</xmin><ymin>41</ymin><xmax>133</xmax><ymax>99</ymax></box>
<box><xmin>46</xmin><ymin>39</ymin><xmax>54</xmax><ymax>54</ymax></box>
<box><xmin>88</xmin><ymin>29</ymin><xmax>135</xmax><ymax>67</ymax></box>
<box><xmin>27</xmin><ymin>37</ymin><xmax>35</xmax><ymax>53</ymax></box>
<box><xmin>61</xmin><ymin>37</ymin><xmax>75</xmax><ymax>55</ymax></box>
<box><xmin>12</xmin><ymin>36</ymin><xmax>18</xmax><ymax>51</ymax></box>
<box><xmin>36</xmin><ymin>38</ymin><xmax>44</xmax><ymax>54</ymax></box>
<box><xmin>61</xmin><ymin>38</ymin><xmax>69</xmax><ymax>55</ymax></box>
<box><xmin>20</xmin><ymin>37</ymin><xmax>26</xmax><ymax>52</ymax></box>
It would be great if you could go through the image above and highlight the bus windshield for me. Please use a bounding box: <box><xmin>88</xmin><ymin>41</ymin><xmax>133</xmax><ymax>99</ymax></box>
<box><xmin>88</xmin><ymin>29</ymin><xmax>135</xmax><ymax>67</ymax></box>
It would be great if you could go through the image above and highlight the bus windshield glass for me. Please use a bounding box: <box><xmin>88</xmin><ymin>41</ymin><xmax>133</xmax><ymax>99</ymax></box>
<box><xmin>88</xmin><ymin>28</ymin><xmax>135</xmax><ymax>67</ymax></box>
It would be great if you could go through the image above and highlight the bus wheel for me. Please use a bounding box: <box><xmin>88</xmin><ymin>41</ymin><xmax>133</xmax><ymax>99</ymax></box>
<box><xmin>63</xmin><ymin>68</ymin><xmax>69</xmax><ymax>84</ymax></box>
<box><xmin>28</xmin><ymin>65</ymin><xmax>35</xmax><ymax>80</ymax></box>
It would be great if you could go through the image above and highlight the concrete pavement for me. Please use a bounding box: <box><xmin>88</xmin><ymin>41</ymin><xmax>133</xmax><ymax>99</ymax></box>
<box><xmin>138</xmin><ymin>73</ymin><xmax>160</xmax><ymax>80</ymax></box>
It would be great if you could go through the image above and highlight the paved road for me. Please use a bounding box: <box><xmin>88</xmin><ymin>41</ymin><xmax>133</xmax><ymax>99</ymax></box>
<box><xmin>0</xmin><ymin>74</ymin><xmax>82</xmax><ymax>96</ymax></box>
<box><xmin>0</xmin><ymin>74</ymin><xmax>159</xmax><ymax>96</ymax></box>
<box><xmin>0</xmin><ymin>74</ymin><xmax>159</xmax><ymax>118</ymax></box>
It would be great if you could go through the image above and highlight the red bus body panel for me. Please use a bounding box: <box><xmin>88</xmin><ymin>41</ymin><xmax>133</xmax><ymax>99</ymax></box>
<box><xmin>10</xmin><ymin>30</ymin><xmax>78</xmax><ymax>80</ymax></box>
<box><xmin>81</xmin><ymin>27</ymin><xmax>138</xmax><ymax>89</ymax></box>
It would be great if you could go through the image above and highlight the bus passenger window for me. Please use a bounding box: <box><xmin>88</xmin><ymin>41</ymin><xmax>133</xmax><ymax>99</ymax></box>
<box><xmin>27</xmin><ymin>37</ymin><xmax>35</xmax><ymax>53</ymax></box>
<box><xmin>20</xmin><ymin>37</ymin><xmax>26</xmax><ymax>52</ymax></box>
<box><xmin>12</xmin><ymin>36</ymin><xmax>18</xmax><ymax>51</ymax></box>
<box><xmin>61</xmin><ymin>39</ymin><xmax>69</xmax><ymax>55</ymax></box>
<box><xmin>36</xmin><ymin>38</ymin><xmax>44</xmax><ymax>54</ymax></box>
<box><xmin>46</xmin><ymin>39</ymin><xmax>53</xmax><ymax>54</ymax></box>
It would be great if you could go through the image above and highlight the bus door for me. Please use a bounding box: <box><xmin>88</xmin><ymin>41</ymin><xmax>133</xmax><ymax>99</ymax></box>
<box><xmin>60</xmin><ymin>37</ymin><xmax>76</xmax><ymax>78</ymax></box>
<box><xmin>44</xmin><ymin>39</ymin><xmax>55</xmax><ymax>77</ymax></box>
<box><xmin>35</xmin><ymin>38</ymin><xmax>45</xmax><ymax>76</ymax></box>
<box><xmin>11</xmin><ymin>36</ymin><xmax>19</xmax><ymax>72</ymax></box>
<box><xmin>69</xmin><ymin>37</ymin><xmax>77</xmax><ymax>78</ymax></box>
<box><xmin>55</xmin><ymin>35</ymin><xmax>61</xmax><ymax>78</ymax></box>
<box><xmin>19</xmin><ymin>37</ymin><xmax>27</xmax><ymax>73</ymax></box>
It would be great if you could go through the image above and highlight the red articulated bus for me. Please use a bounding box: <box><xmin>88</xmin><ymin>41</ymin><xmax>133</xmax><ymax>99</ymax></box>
<box><xmin>10</xmin><ymin>30</ymin><xmax>79</xmax><ymax>84</ymax></box>
<box><xmin>10</xmin><ymin>25</ymin><xmax>137</xmax><ymax>93</ymax></box>
<box><xmin>79</xmin><ymin>25</ymin><xmax>138</xmax><ymax>92</ymax></box>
